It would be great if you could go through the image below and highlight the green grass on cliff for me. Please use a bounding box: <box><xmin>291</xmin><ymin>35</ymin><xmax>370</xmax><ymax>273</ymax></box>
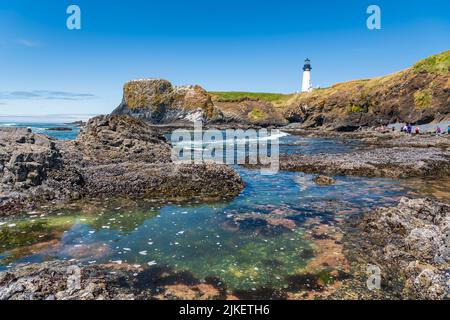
<box><xmin>413</xmin><ymin>50</ymin><xmax>450</xmax><ymax>75</ymax></box>
<box><xmin>347</xmin><ymin>103</ymin><xmax>368</xmax><ymax>113</ymax></box>
<box><xmin>414</xmin><ymin>89</ymin><xmax>433</xmax><ymax>109</ymax></box>
<box><xmin>248</xmin><ymin>107</ymin><xmax>268</xmax><ymax>120</ymax></box>
<box><xmin>209</xmin><ymin>91</ymin><xmax>293</xmax><ymax>103</ymax></box>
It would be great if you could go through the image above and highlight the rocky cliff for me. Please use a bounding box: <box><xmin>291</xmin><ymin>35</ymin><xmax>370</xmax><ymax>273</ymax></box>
<box><xmin>284</xmin><ymin>50</ymin><xmax>450</xmax><ymax>131</ymax></box>
<box><xmin>112</xmin><ymin>51</ymin><xmax>449</xmax><ymax>130</ymax></box>
<box><xmin>112</xmin><ymin>79</ymin><xmax>288</xmax><ymax>127</ymax></box>
<box><xmin>112</xmin><ymin>79</ymin><xmax>223</xmax><ymax>124</ymax></box>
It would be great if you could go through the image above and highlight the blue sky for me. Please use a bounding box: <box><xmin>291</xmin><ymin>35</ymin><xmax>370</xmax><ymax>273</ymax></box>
<box><xmin>0</xmin><ymin>0</ymin><xmax>449</xmax><ymax>116</ymax></box>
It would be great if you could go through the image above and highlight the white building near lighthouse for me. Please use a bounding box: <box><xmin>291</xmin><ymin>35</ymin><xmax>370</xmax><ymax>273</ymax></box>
<box><xmin>301</xmin><ymin>58</ymin><xmax>313</xmax><ymax>92</ymax></box>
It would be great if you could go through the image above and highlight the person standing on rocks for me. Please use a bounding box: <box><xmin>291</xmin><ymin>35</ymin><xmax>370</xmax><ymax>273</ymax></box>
<box><xmin>402</xmin><ymin>124</ymin><xmax>408</xmax><ymax>133</ymax></box>
<box><xmin>407</xmin><ymin>124</ymin><xmax>412</xmax><ymax>134</ymax></box>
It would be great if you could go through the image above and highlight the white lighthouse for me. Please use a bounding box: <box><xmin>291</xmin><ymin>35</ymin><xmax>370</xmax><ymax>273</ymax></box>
<box><xmin>301</xmin><ymin>58</ymin><xmax>313</xmax><ymax>93</ymax></box>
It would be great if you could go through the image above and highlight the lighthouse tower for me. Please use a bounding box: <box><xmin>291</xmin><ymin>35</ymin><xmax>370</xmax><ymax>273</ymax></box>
<box><xmin>301</xmin><ymin>58</ymin><xmax>313</xmax><ymax>93</ymax></box>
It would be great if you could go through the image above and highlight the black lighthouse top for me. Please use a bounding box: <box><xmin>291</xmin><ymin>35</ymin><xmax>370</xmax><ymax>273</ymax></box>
<box><xmin>303</xmin><ymin>58</ymin><xmax>312</xmax><ymax>71</ymax></box>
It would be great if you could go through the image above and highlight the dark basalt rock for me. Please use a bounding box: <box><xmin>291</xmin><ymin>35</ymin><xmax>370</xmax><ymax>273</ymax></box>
<box><xmin>73</xmin><ymin>114</ymin><xmax>172</xmax><ymax>164</ymax></box>
<box><xmin>278</xmin><ymin>147</ymin><xmax>450</xmax><ymax>179</ymax></box>
<box><xmin>0</xmin><ymin>261</ymin><xmax>230</xmax><ymax>300</ymax></box>
<box><xmin>0</xmin><ymin>261</ymin><xmax>137</xmax><ymax>300</ymax></box>
<box><xmin>0</xmin><ymin>115</ymin><xmax>244</xmax><ymax>216</ymax></box>
<box><xmin>46</xmin><ymin>127</ymin><xmax>73</xmax><ymax>131</ymax></box>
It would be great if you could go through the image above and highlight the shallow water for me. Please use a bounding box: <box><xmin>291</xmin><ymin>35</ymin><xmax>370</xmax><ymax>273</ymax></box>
<box><xmin>0</xmin><ymin>124</ymin><xmax>421</xmax><ymax>295</ymax></box>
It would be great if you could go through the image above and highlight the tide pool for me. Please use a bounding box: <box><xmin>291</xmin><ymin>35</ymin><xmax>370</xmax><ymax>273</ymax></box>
<box><xmin>0</xmin><ymin>123</ymin><xmax>418</xmax><ymax>295</ymax></box>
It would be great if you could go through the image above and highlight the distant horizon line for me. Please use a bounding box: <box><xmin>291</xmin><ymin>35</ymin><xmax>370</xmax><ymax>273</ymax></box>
<box><xmin>0</xmin><ymin>114</ymin><xmax>98</xmax><ymax>123</ymax></box>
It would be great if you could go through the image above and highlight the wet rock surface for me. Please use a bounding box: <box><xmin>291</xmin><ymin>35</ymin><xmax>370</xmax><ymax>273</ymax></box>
<box><xmin>0</xmin><ymin>262</ymin><xmax>137</xmax><ymax>300</ymax></box>
<box><xmin>0</xmin><ymin>115</ymin><xmax>244</xmax><ymax>216</ymax></box>
<box><xmin>0</xmin><ymin>262</ymin><xmax>237</xmax><ymax>300</ymax></box>
<box><xmin>278</xmin><ymin>146</ymin><xmax>450</xmax><ymax>178</ymax></box>
<box><xmin>342</xmin><ymin>198</ymin><xmax>449</xmax><ymax>300</ymax></box>
<box><xmin>313</xmin><ymin>175</ymin><xmax>337</xmax><ymax>186</ymax></box>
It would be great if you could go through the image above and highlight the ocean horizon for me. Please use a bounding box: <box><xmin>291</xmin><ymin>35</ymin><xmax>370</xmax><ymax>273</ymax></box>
<box><xmin>0</xmin><ymin>114</ymin><xmax>97</xmax><ymax>124</ymax></box>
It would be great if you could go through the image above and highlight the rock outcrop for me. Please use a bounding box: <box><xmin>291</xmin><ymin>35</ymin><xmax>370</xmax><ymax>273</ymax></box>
<box><xmin>112</xmin><ymin>79</ymin><xmax>223</xmax><ymax>124</ymax></box>
<box><xmin>112</xmin><ymin>79</ymin><xmax>288</xmax><ymax>127</ymax></box>
<box><xmin>284</xmin><ymin>51</ymin><xmax>450</xmax><ymax>131</ymax></box>
<box><xmin>0</xmin><ymin>128</ymin><xmax>80</xmax><ymax>214</ymax></box>
<box><xmin>349</xmin><ymin>198</ymin><xmax>449</xmax><ymax>300</ymax></box>
<box><xmin>277</xmin><ymin>147</ymin><xmax>450</xmax><ymax>178</ymax></box>
<box><xmin>73</xmin><ymin>114</ymin><xmax>172</xmax><ymax>163</ymax></box>
<box><xmin>0</xmin><ymin>115</ymin><xmax>244</xmax><ymax>216</ymax></box>
<box><xmin>210</xmin><ymin>96</ymin><xmax>288</xmax><ymax>127</ymax></box>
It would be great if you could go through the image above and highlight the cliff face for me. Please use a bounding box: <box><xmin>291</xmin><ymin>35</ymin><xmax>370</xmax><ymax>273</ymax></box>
<box><xmin>112</xmin><ymin>79</ymin><xmax>288</xmax><ymax>127</ymax></box>
<box><xmin>112</xmin><ymin>79</ymin><xmax>223</xmax><ymax>124</ymax></box>
<box><xmin>112</xmin><ymin>51</ymin><xmax>450</xmax><ymax>130</ymax></box>
<box><xmin>283</xmin><ymin>50</ymin><xmax>450</xmax><ymax>131</ymax></box>
<box><xmin>211</xmin><ymin>97</ymin><xmax>288</xmax><ymax>126</ymax></box>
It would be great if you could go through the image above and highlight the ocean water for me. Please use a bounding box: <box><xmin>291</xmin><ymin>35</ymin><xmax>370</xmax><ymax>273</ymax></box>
<box><xmin>0</xmin><ymin>123</ymin><xmax>416</xmax><ymax>295</ymax></box>
<box><xmin>0</xmin><ymin>122</ymin><xmax>80</xmax><ymax>140</ymax></box>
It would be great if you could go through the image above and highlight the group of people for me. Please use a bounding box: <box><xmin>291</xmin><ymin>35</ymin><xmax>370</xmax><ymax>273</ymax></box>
<box><xmin>399</xmin><ymin>123</ymin><xmax>450</xmax><ymax>135</ymax></box>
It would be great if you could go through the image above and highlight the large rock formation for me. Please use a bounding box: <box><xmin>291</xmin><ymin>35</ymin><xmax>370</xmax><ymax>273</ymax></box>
<box><xmin>73</xmin><ymin>114</ymin><xmax>172</xmax><ymax>163</ymax></box>
<box><xmin>0</xmin><ymin>128</ymin><xmax>80</xmax><ymax>214</ymax></box>
<box><xmin>0</xmin><ymin>115</ymin><xmax>244</xmax><ymax>216</ymax></box>
<box><xmin>112</xmin><ymin>79</ymin><xmax>288</xmax><ymax>127</ymax></box>
<box><xmin>112</xmin><ymin>79</ymin><xmax>223</xmax><ymax>124</ymax></box>
<box><xmin>284</xmin><ymin>51</ymin><xmax>450</xmax><ymax>131</ymax></box>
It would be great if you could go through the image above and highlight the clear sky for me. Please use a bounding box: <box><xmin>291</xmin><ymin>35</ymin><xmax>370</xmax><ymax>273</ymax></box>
<box><xmin>0</xmin><ymin>0</ymin><xmax>449</xmax><ymax>116</ymax></box>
